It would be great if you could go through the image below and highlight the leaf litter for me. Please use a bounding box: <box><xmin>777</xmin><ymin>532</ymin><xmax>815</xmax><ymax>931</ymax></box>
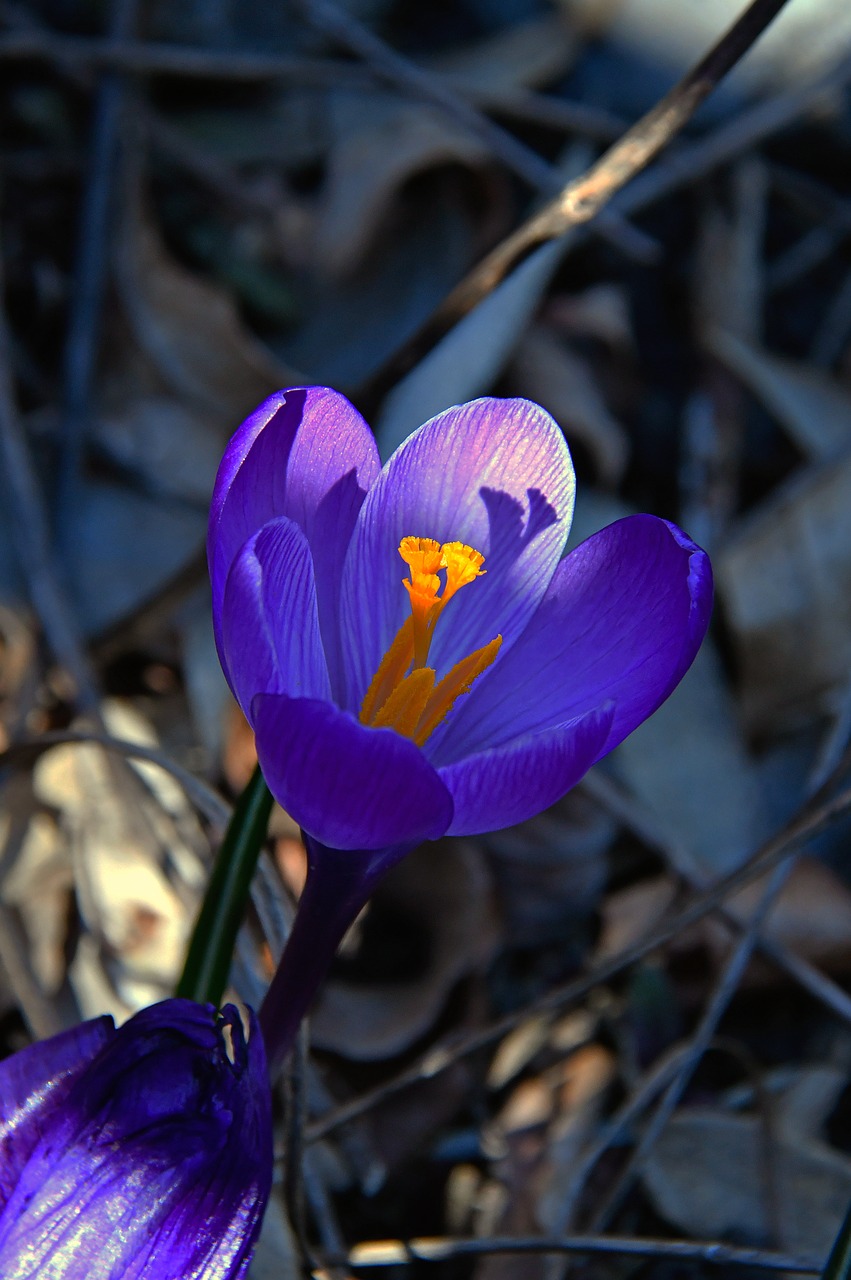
<box><xmin>3</xmin><ymin>1</ymin><xmax>851</xmax><ymax>1277</ymax></box>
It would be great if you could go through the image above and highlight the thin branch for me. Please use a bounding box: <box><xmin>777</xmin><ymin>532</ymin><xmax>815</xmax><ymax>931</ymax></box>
<box><xmin>0</xmin><ymin>29</ymin><xmax>365</xmax><ymax>84</ymax></box>
<box><xmin>434</xmin><ymin>0</ymin><xmax>795</xmax><ymax>324</ymax></box>
<box><xmin>340</xmin><ymin>1233</ymin><xmax>821</xmax><ymax>1273</ymax></box>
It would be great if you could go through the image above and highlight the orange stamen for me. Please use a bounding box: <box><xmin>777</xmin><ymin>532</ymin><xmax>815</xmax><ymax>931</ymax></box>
<box><xmin>399</xmin><ymin>536</ymin><xmax>444</xmax><ymax>668</ymax></box>
<box><xmin>372</xmin><ymin>667</ymin><xmax>435</xmax><ymax>737</ymax></box>
<box><xmin>359</xmin><ymin>535</ymin><xmax>498</xmax><ymax>744</ymax></box>
<box><xmin>359</xmin><ymin>615</ymin><xmax>415</xmax><ymax>726</ymax></box>
<box><xmin>413</xmin><ymin>636</ymin><xmax>502</xmax><ymax>745</ymax></box>
<box><xmin>441</xmin><ymin>541</ymin><xmax>486</xmax><ymax>603</ymax></box>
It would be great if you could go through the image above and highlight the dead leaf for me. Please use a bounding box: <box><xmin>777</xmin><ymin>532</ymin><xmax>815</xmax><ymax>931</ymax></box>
<box><xmin>643</xmin><ymin>1068</ymin><xmax>851</xmax><ymax>1256</ymax></box>
<box><xmin>475</xmin><ymin>1046</ymin><xmax>616</xmax><ymax>1280</ymax></box>
<box><xmin>709</xmin><ymin>328</ymin><xmax>851</xmax><ymax>460</ymax></box>
<box><xmin>0</xmin><ymin>777</ymin><xmax>72</xmax><ymax>995</ymax></box>
<box><xmin>566</xmin><ymin>0</ymin><xmax>851</xmax><ymax>92</ymax></box>
<box><xmin>178</xmin><ymin>586</ymin><xmax>234</xmax><ymax>767</ymax></box>
<box><xmin>716</xmin><ymin>453</ymin><xmax>851</xmax><ymax>730</ymax></box>
<box><xmin>486</xmin><ymin>800</ymin><xmax>613</xmax><ymax>949</ymax></box>
<box><xmin>720</xmin><ymin>857</ymin><xmax>851</xmax><ymax>974</ymax></box>
<box><xmin>597</xmin><ymin>876</ymin><xmax>679</xmax><ymax>962</ymax></box>
<box><xmin>115</xmin><ymin>192</ymin><xmax>295</xmax><ymax>420</ymax></box>
<box><xmin>317</xmin><ymin>95</ymin><xmax>492</xmax><ymax>278</ymax></box>
<box><xmin>377</xmin><ymin>237</ymin><xmax>571</xmax><ymax>457</ymax></box>
<box><xmin>567</xmin><ymin>492</ymin><xmax>769</xmax><ymax>879</ymax></box>
<box><xmin>32</xmin><ymin>702</ymin><xmax>209</xmax><ymax>1018</ymax></box>
<box><xmin>94</xmin><ymin>395</ymin><xmax>224</xmax><ymax>505</ymax></box>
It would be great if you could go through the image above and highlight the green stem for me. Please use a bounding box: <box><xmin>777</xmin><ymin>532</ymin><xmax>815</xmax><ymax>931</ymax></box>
<box><xmin>177</xmin><ymin>763</ymin><xmax>274</xmax><ymax>1006</ymax></box>
<box><xmin>824</xmin><ymin>1201</ymin><xmax>851</xmax><ymax>1280</ymax></box>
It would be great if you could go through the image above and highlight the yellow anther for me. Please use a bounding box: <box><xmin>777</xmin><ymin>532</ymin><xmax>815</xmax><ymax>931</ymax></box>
<box><xmin>399</xmin><ymin>536</ymin><xmax>443</xmax><ymax>578</ymax></box>
<box><xmin>359</xmin><ymin>534</ymin><xmax>498</xmax><ymax>744</ymax></box>
<box><xmin>441</xmin><ymin>542</ymin><xmax>486</xmax><ymax>603</ymax></box>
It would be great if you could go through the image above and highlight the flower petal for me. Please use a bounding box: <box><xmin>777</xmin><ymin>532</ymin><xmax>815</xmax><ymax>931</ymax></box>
<box><xmin>252</xmin><ymin>694</ymin><xmax>453</xmax><ymax>850</ymax></box>
<box><xmin>440</xmin><ymin>705</ymin><xmax>614</xmax><ymax>836</ymax></box>
<box><xmin>0</xmin><ymin>1017</ymin><xmax>114</xmax><ymax>1213</ymax></box>
<box><xmin>221</xmin><ymin>517</ymin><xmax>331</xmax><ymax>720</ymax></box>
<box><xmin>0</xmin><ymin>1000</ymin><xmax>271</xmax><ymax>1280</ymax></box>
<box><xmin>340</xmin><ymin>397</ymin><xmax>575</xmax><ymax>710</ymax></box>
<box><xmin>209</xmin><ymin>387</ymin><xmax>381</xmax><ymax>697</ymax></box>
<box><xmin>432</xmin><ymin>515</ymin><xmax>712</xmax><ymax>763</ymax></box>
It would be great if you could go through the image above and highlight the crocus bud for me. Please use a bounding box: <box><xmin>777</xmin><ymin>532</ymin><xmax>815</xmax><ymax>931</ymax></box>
<box><xmin>0</xmin><ymin>998</ymin><xmax>272</xmax><ymax>1279</ymax></box>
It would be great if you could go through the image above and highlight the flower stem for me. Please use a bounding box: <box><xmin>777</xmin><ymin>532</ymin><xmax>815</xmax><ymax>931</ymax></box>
<box><xmin>824</xmin><ymin>1199</ymin><xmax>851</xmax><ymax>1280</ymax></box>
<box><xmin>177</xmin><ymin>764</ymin><xmax>274</xmax><ymax>1006</ymax></box>
<box><xmin>259</xmin><ymin>837</ymin><xmax>404</xmax><ymax>1074</ymax></box>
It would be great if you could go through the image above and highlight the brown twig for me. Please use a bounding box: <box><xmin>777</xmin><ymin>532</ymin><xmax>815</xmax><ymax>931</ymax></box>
<box><xmin>430</xmin><ymin>0</ymin><xmax>795</xmax><ymax>327</ymax></box>
<box><xmin>340</xmin><ymin>1232</ymin><xmax>820</xmax><ymax>1273</ymax></box>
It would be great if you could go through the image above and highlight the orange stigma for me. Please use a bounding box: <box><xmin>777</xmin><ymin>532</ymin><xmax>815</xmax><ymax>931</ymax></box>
<box><xmin>360</xmin><ymin>537</ymin><xmax>501</xmax><ymax>744</ymax></box>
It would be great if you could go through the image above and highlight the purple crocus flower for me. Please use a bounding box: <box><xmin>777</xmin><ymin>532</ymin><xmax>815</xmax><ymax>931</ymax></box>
<box><xmin>209</xmin><ymin>388</ymin><xmax>712</xmax><ymax>1066</ymax></box>
<box><xmin>0</xmin><ymin>999</ymin><xmax>272</xmax><ymax>1279</ymax></box>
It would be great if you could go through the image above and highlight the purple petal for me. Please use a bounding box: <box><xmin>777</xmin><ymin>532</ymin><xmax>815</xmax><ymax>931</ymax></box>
<box><xmin>0</xmin><ymin>1017</ymin><xmax>114</xmax><ymax>1213</ymax></box>
<box><xmin>209</xmin><ymin>387</ymin><xmax>380</xmax><ymax>697</ymax></box>
<box><xmin>432</xmin><ymin>515</ymin><xmax>712</xmax><ymax>763</ymax></box>
<box><xmin>339</xmin><ymin>398</ymin><xmax>575</xmax><ymax>711</ymax></box>
<box><xmin>440</xmin><ymin>705</ymin><xmax>614</xmax><ymax>836</ymax></box>
<box><xmin>221</xmin><ymin>516</ymin><xmax>331</xmax><ymax>720</ymax></box>
<box><xmin>0</xmin><ymin>999</ymin><xmax>271</xmax><ymax>1280</ymax></box>
<box><xmin>253</xmin><ymin>694</ymin><xmax>453</xmax><ymax>850</ymax></box>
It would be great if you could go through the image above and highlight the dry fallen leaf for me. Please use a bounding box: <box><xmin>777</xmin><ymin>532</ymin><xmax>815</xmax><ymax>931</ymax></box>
<box><xmin>612</xmin><ymin>630</ymin><xmax>770</xmax><ymax>877</ymax></box>
<box><xmin>0</xmin><ymin>778</ymin><xmax>72</xmax><ymax>996</ymax></box>
<box><xmin>32</xmin><ymin>702</ymin><xmax>208</xmax><ymax>1018</ymax></box>
<box><xmin>642</xmin><ymin>1067</ymin><xmax>851</xmax><ymax>1257</ymax></box>
<box><xmin>115</xmin><ymin>190</ymin><xmax>295</xmax><ymax>421</ymax></box>
<box><xmin>717</xmin><ymin>452</ymin><xmax>851</xmax><ymax>730</ymax></box>
<box><xmin>317</xmin><ymin>95</ymin><xmax>493</xmax><ymax>278</ymax></box>
<box><xmin>709</xmin><ymin>328</ymin><xmax>851</xmax><ymax>461</ymax></box>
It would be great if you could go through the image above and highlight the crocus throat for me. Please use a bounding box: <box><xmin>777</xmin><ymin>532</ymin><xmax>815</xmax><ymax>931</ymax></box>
<box><xmin>359</xmin><ymin>536</ymin><xmax>502</xmax><ymax>745</ymax></box>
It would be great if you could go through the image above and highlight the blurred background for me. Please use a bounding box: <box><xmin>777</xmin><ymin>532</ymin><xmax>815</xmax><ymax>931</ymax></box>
<box><xmin>3</xmin><ymin>0</ymin><xmax>851</xmax><ymax>1275</ymax></box>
